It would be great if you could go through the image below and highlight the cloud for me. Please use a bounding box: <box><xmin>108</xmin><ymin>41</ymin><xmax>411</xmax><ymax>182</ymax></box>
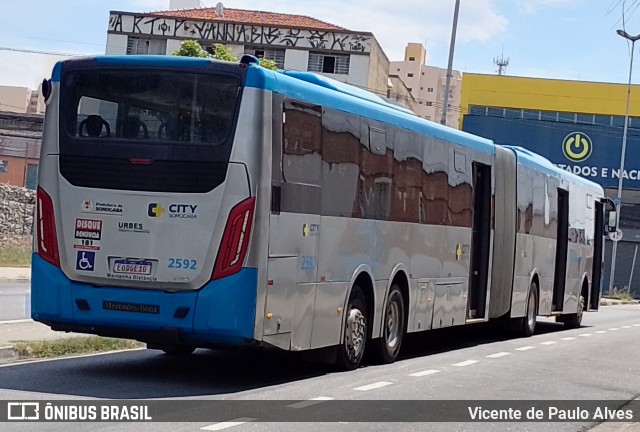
<box><xmin>0</xmin><ymin>52</ymin><xmax>69</xmax><ymax>89</ymax></box>
<box><xmin>222</xmin><ymin>0</ymin><xmax>508</xmax><ymax>62</ymax></box>
<box><xmin>518</xmin><ymin>0</ymin><xmax>578</xmax><ymax>15</ymax></box>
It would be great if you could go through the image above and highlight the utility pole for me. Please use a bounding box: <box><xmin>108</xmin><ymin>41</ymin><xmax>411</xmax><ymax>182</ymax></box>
<box><xmin>441</xmin><ymin>0</ymin><xmax>460</xmax><ymax>126</ymax></box>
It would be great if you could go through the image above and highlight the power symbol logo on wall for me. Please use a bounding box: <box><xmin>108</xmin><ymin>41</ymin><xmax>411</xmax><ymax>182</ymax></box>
<box><xmin>562</xmin><ymin>132</ymin><xmax>593</xmax><ymax>162</ymax></box>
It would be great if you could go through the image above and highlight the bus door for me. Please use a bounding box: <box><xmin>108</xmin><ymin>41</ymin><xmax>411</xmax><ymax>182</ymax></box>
<box><xmin>552</xmin><ymin>187</ymin><xmax>570</xmax><ymax>312</ymax></box>
<box><xmin>265</xmin><ymin>98</ymin><xmax>321</xmax><ymax>345</ymax></box>
<box><xmin>468</xmin><ymin>162</ymin><xmax>492</xmax><ymax>319</ymax></box>
<box><xmin>590</xmin><ymin>199</ymin><xmax>605</xmax><ymax>311</ymax></box>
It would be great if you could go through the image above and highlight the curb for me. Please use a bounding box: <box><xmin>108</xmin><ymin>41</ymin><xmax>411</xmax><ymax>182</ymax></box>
<box><xmin>0</xmin><ymin>346</ymin><xmax>17</xmax><ymax>361</ymax></box>
<box><xmin>600</xmin><ymin>299</ymin><xmax>640</xmax><ymax>306</ymax></box>
<box><xmin>0</xmin><ymin>278</ymin><xmax>30</xmax><ymax>283</ymax></box>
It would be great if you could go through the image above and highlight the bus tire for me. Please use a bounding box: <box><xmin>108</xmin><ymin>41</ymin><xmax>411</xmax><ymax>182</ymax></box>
<box><xmin>563</xmin><ymin>295</ymin><xmax>585</xmax><ymax>329</ymax></box>
<box><xmin>336</xmin><ymin>285</ymin><xmax>368</xmax><ymax>371</ymax></box>
<box><xmin>370</xmin><ymin>285</ymin><xmax>405</xmax><ymax>364</ymax></box>
<box><xmin>520</xmin><ymin>283</ymin><xmax>538</xmax><ymax>337</ymax></box>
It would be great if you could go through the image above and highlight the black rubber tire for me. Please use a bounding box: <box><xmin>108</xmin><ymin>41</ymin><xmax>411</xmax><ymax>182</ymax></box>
<box><xmin>563</xmin><ymin>294</ymin><xmax>585</xmax><ymax>329</ymax></box>
<box><xmin>336</xmin><ymin>285</ymin><xmax>368</xmax><ymax>371</ymax></box>
<box><xmin>370</xmin><ymin>285</ymin><xmax>405</xmax><ymax>364</ymax></box>
<box><xmin>520</xmin><ymin>283</ymin><xmax>538</xmax><ymax>337</ymax></box>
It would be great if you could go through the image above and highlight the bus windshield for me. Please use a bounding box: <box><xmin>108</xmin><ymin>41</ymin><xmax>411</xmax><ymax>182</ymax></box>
<box><xmin>61</xmin><ymin>69</ymin><xmax>242</xmax><ymax>145</ymax></box>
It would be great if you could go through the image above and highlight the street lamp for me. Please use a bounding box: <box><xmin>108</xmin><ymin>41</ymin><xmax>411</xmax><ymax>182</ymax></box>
<box><xmin>609</xmin><ymin>29</ymin><xmax>640</xmax><ymax>294</ymax></box>
<box><xmin>441</xmin><ymin>0</ymin><xmax>460</xmax><ymax>126</ymax></box>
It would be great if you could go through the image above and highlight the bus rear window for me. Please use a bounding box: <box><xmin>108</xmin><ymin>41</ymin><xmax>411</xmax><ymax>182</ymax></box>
<box><xmin>61</xmin><ymin>69</ymin><xmax>241</xmax><ymax>145</ymax></box>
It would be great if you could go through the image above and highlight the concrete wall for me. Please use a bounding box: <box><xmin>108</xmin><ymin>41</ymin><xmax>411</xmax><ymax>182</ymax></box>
<box><xmin>366</xmin><ymin>39</ymin><xmax>390</xmax><ymax>95</ymax></box>
<box><xmin>106</xmin><ymin>33</ymin><xmax>128</xmax><ymax>55</ymax></box>
<box><xmin>284</xmin><ymin>49</ymin><xmax>309</xmax><ymax>71</ymax></box>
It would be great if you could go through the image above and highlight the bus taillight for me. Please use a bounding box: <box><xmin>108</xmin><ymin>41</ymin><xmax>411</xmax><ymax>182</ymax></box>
<box><xmin>36</xmin><ymin>187</ymin><xmax>60</xmax><ymax>267</ymax></box>
<box><xmin>212</xmin><ymin>197</ymin><xmax>256</xmax><ymax>280</ymax></box>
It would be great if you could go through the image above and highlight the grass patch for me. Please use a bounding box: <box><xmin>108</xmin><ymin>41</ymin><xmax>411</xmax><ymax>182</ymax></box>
<box><xmin>0</xmin><ymin>244</ymin><xmax>31</xmax><ymax>267</ymax></box>
<box><xmin>609</xmin><ymin>292</ymin><xmax>635</xmax><ymax>302</ymax></box>
<box><xmin>13</xmin><ymin>337</ymin><xmax>144</xmax><ymax>359</ymax></box>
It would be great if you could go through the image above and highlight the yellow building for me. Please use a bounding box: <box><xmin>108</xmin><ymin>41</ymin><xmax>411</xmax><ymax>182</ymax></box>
<box><xmin>460</xmin><ymin>73</ymin><xmax>640</xmax><ymax>294</ymax></box>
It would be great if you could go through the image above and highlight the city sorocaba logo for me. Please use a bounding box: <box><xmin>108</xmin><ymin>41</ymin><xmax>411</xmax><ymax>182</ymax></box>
<box><xmin>562</xmin><ymin>131</ymin><xmax>593</xmax><ymax>162</ymax></box>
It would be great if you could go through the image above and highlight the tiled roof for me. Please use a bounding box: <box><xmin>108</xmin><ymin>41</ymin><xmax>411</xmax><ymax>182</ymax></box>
<box><xmin>152</xmin><ymin>7</ymin><xmax>347</xmax><ymax>31</ymax></box>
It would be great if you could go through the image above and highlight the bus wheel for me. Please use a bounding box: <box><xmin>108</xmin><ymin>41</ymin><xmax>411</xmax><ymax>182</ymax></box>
<box><xmin>563</xmin><ymin>295</ymin><xmax>585</xmax><ymax>329</ymax></box>
<box><xmin>336</xmin><ymin>285</ymin><xmax>368</xmax><ymax>371</ymax></box>
<box><xmin>371</xmin><ymin>285</ymin><xmax>405</xmax><ymax>364</ymax></box>
<box><xmin>520</xmin><ymin>283</ymin><xmax>538</xmax><ymax>337</ymax></box>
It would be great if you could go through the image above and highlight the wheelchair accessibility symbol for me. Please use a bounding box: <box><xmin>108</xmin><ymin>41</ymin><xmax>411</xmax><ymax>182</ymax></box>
<box><xmin>76</xmin><ymin>251</ymin><xmax>95</xmax><ymax>271</ymax></box>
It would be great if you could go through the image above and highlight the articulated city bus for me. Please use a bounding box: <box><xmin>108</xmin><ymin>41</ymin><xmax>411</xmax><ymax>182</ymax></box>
<box><xmin>32</xmin><ymin>55</ymin><xmax>615</xmax><ymax>370</ymax></box>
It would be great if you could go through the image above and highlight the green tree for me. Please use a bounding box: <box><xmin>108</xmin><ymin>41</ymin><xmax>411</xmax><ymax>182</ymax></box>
<box><xmin>173</xmin><ymin>40</ymin><xmax>278</xmax><ymax>70</ymax></box>
<box><xmin>172</xmin><ymin>40</ymin><xmax>209</xmax><ymax>58</ymax></box>
<box><xmin>259</xmin><ymin>58</ymin><xmax>278</xmax><ymax>70</ymax></box>
<box><xmin>210</xmin><ymin>43</ymin><xmax>238</xmax><ymax>62</ymax></box>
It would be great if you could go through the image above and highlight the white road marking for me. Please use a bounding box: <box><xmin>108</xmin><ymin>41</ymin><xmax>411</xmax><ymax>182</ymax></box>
<box><xmin>515</xmin><ymin>346</ymin><xmax>535</xmax><ymax>351</ymax></box>
<box><xmin>486</xmin><ymin>352</ymin><xmax>511</xmax><ymax>359</ymax></box>
<box><xmin>287</xmin><ymin>397</ymin><xmax>334</xmax><ymax>409</ymax></box>
<box><xmin>621</xmin><ymin>325</ymin><xmax>632</xmax><ymax>329</ymax></box>
<box><xmin>561</xmin><ymin>337</ymin><xmax>576</xmax><ymax>341</ymax></box>
<box><xmin>201</xmin><ymin>418</ymin><xmax>257</xmax><ymax>430</ymax></box>
<box><xmin>609</xmin><ymin>328</ymin><xmax>620</xmax><ymax>331</ymax></box>
<box><xmin>354</xmin><ymin>381</ymin><xmax>393</xmax><ymax>391</ymax></box>
<box><xmin>596</xmin><ymin>330</ymin><xmax>608</xmax><ymax>334</ymax></box>
<box><xmin>634</xmin><ymin>324</ymin><xmax>640</xmax><ymax>327</ymax></box>
<box><xmin>579</xmin><ymin>334</ymin><xmax>592</xmax><ymax>337</ymax></box>
<box><xmin>409</xmin><ymin>369</ymin><xmax>442</xmax><ymax>377</ymax></box>
<box><xmin>540</xmin><ymin>341</ymin><xmax>557</xmax><ymax>345</ymax></box>
<box><xmin>452</xmin><ymin>360</ymin><xmax>478</xmax><ymax>367</ymax></box>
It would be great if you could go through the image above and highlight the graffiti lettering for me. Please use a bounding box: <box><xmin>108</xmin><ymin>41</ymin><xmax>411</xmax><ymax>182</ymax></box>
<box><xmin>108</xmin><ymin>13</ymin><xmax>372</xmax><ymax>53</ymax></box>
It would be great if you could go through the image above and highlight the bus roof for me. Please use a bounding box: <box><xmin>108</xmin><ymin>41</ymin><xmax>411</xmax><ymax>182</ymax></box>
<box><xmin>248</xmin><ymin>65</ymin><xmax>496</xmax><ymax>155</ymax></box>
<box><xmin>504</xmin><ymin>145</ymin><xmax>604</xmax><ymax>193</ymax></box>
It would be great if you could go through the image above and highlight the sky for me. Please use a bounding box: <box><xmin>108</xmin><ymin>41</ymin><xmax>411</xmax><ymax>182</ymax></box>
<box><xmin>1</xmin><ymin>0</ymin><xmax>640</xmax><ymax>89</ymax></box>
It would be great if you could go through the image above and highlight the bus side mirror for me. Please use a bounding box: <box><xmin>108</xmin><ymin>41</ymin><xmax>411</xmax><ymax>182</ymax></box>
<box><xmin>607</xmin><ymin>210</ymin><xmax>618</xmax><ymax>233</ymax></box>
<box><xmin>603</xmin><ymin>198</ymin><xmax>617</xmax><ymax>233</ymax></box>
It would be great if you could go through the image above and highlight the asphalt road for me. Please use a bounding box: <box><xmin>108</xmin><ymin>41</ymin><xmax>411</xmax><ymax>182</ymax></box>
<box><xmin>0</xmin><ymin>283</ymin><xmax>30</xmax><ymax>321</ymax></box>
<box><xmin>0</xmin><ymin>305</ymin><xmax>639</xmax><ymax>432</ymax></box>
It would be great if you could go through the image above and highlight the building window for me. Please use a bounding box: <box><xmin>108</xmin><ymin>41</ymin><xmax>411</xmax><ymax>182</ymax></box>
<box><xmin>0</xmin><ymin>160</ymin><xmax>7</xmax><ymax>173</ymax></box>
<box><xmin>397</xmin><ymin>68</ymin><xmax>400</xmax><ymax>71</ymax></box>
<box><xmin>407</xmin><ymin>88</ymin><xmax>412</xmax><ymax>92</ymax></box>
<box><xmin>245</xmin><ymin>46</ymin><xmax>285</xmax><ymax>69</ymax></box>
<box><xmin>426</xmin><ymin>101</ymin><xmax>433</xmax><ymax>106</ymax></box>
<box><xmin>426</xmin><ymin>116</ymin><xmax>431</xmax><ymax>120</ymax></box>
<box><xmin>409</xmin><ymin>56</ymin><xmax>415</xmax><ymax>61</ymax></box>
<box><xmin>126</xmin><ymin>37</ymin><xmax>166</xmax><ymax>55</ymax></box>
<box><xmin>408</xmin><ymin>73</ymin><xmax>414</xmax><ymax>77</ymax></box>
<box><xmin>427</xmin><ymin>88</ymin><xmax>434</xmax><ymax>92</ymax></box>
<box><xmin>308</xmin><ymin>53</ymin><xmax>350</xmax><ymax>74</ymax></box>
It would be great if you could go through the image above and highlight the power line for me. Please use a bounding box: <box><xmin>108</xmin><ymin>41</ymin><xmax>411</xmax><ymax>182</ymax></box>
<box><xmin>0</xmin><ymin>47</ymin><xmax>84</xmax><ymax>57</ymax></box>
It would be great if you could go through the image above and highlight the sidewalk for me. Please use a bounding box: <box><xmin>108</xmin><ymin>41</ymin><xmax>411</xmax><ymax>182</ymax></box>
<box><xmin>0</xmin><ymin>320</ymin><xmax>85</xmax><ymax>362</ymax></box>
<box><xmin>0</xmin><ymin>266</ymin><xmax>30</xmax><ymax>283</ymax></box>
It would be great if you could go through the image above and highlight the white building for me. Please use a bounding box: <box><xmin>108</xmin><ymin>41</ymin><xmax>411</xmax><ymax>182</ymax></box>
<box><xmin>0</xmin><ymin>85</ymin><xmax>45</xmax><ymax>114</ymax></box>
<box><xmin>106</xmin><ymin>1</ymin><xmax>390</xmax><ymax>94</ymax></box>
<box><xmin>389</xmin><ymin>43</ymin><xmax>461</xmax><ymax>127</ymax></box>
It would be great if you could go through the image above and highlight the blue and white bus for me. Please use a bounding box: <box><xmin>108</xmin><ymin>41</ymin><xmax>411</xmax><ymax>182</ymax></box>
<box><xmin>32</xmin><ymin>55</ymin><xmax>615</xmax><ymax>370</ymax></box>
